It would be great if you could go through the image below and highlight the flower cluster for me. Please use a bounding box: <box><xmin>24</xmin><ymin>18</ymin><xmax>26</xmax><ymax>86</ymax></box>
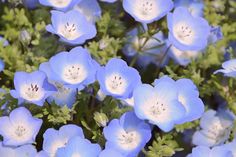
<box><xmin>0</xmin><ymin>0</ymin><xmax>235</xmax><ymax>157</ymax></box>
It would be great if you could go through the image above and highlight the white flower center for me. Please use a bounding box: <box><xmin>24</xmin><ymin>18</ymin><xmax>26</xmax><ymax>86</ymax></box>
<box><xmin>140</xmin><ymin>1</ymin><xmax>154</xmax><ymax>16</ymax></box>
<box><xmin>20</xmin><ymin>83</ymin><xmax>44</xmax><ymax>101</ymax></box>
<box><xmin>62</xmin><ymin>64</ymin><xmax>87</xmax><ymax>84</ymax></box>
<box><xmin>58</xmin><ymin>22</ymin><xmax>81</xmax><ymax>40</ymax></box>
<box><xmin>173</xmin><ymin>23</ymin><xmax>195</xmax><ymax>45</ymax></box>
<box><xmin>49</xmin><ymin>0</ymin><xmax>72</xmax><ymax>8</ymax></box>
<box><xmin>117</xmin><ymin>130</ymin><xmax>141</xmax><ymax>150</ymax></box>
<box><xmin>134</xmin><ymin>0</ymin><xmax>158</xmax><ymax>21</ymax></box>
<box><xmin>202</xmin><ymin>121</ymin><xmax>227</xmax><ymax>142</ymax></box>
<box><xmin>14</xmin><ymin>125</ymin><xmax>27</xmax><ymax>138</ymax></box>
<box><xmin>105</xmin><ymin>73</ymin><xmax>127</xmax><ymax>95</ymax></box>
<box><xmin>149</xmin><ymin>101</ymin><xmax>167</xmax><ymax>118</ymax></box>
<box><xmin>141</xmin><ymin>95</ymin><xmax>169</xmax><ymax>122</ymax></box>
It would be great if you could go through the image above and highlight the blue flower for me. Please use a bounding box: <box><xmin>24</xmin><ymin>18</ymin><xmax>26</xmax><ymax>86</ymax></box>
<box><xmin>214</xmin><ymin>59</ymin><xmax>236</xmax><ymax>77</ymax></box>
<box><xmin>46</xmin><ymin>10</ymin><xmax>97</xmax><ymax>45</ymax></box>
<box><xmin>43</xmin><ymin>124</ymin><xmax>84</xmax><ymax>157</ymax></box>
<box><xmin>123</xmin><ymin>28</ymin><xmax>169</xmax><ymax>68</ymax></box>
<box><xmin>167</xmin><ymin>7</ymin><xmax>210</xmax><ymax>51</ymax></box>
<box><xmin>74</xmin><ymin>0</ymin><xmax>102</xmax><ymax>23</ymax></box>
<box><xmin>43</xmin><ymin>47</ymin><xmax>99</xmax><ymax>89</ymax></box>
<box><xmin>39</xmin><ymin>0</ymin><xmax>81</xmax><ymax>11</ymax></box>
<box><xmin>123</xmin><ymin>0</ymin><xmax>174</xmax><ymax>24</ymax></box>
<box><xmin>97</xmin><ymin>58</ymin><xmax>141</xmax><ymax>99</ymax></box>
<box><xmin>174</xmin><ymin>0</ymin><xmax>204</xmax><ymax>17</ymax></box>
<box><xmin>187</xmin><ymin>146</ymin><xmax>233</xmax><ymax>157</ymax></box>
<box><xmin>10</xmin><ymin>71</ymin><xmax>57</xmax><ymax>106</ymax></box>
<box><xmin>208</xmin><ymin>26</ymin><xmax>223</xmax><ymax>44</ymax></box>
<box><xmin>133</xmin><ymin>81</ymin><xmax>186</xmax><ymax>132</ymax></box>
<box><xmin>0</xmin><ymin>107</ymin><xmax>42</xmax><ymax>147</ymax></box>
<box><xmin>39</xmin><ymin>62</ymin><xmax>77</xmax><ymax>108</ymax></box>
<box><xmin>0</xmin><ymin>59</ymin><xmax>4</xmax><ymax>72</ymax></box>
<box><xmin>0</xmin><ymin>142</ymin><xmax>37</xmax><ymax>157</ymax></box>
<box><xmin>99</xmin><ymin>149</ymin><xmax>124</xmax><ymax>157</ymax></box>
<box><xmin>192</xmin><ymin>110</ymin><xmax>234</xmax><ymax>147</ymax></box>
<box><xmin>154</xmin><ymin>76</ymin><xmax>204</xmax><ymax>124</ymax></box>
<box><xmin>100</xmin><ymin>0</ymin><xmax>117</xmax><ymax>3</ymax></box>
<box><xmin>56</xmin><ymin>136</ymin><xmax>101</xmax><ymax>157</ymax></box>
<box><xmin>103</xmin><ymin>111</ymin><xmax>151</xmax><ymax>157</ymax></box>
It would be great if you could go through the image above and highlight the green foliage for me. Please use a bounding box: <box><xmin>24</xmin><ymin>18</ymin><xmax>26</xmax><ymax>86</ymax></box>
<box><xmin>145</xmin><ymin>134</ymin><xmax>183</xmax><ymax>157</ymax></box>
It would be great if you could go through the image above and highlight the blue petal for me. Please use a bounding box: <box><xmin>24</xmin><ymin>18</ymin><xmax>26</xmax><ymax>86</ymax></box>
<box><xmin>99</xmin><ymin>149</ymin><xmax>124</xmax><ymax>157</ymax></box>
<box><xmin>74</xmin><ymin>0</ymin><xmax>102</xmax><ymax>23</ymax></box>
<box><xmin>177</xmin><ymin>90</ymin><xmax>204</xmax><ymax>124</ymax></box>
<box><xmin>16</xmin><ymin>144</ymin><xmax>37</xmax><ymax>157</ymax></box>
<box><xmin>59</xmin><ymin>124</ymin><xmax>84</xmax><ymax>139</ymax></box>
<box><xmin>191</xmin><ymin>146</ymin><xmax>210</xmax><ymax>157</ymax></box>
<box><xmin>103</xmin><ymin>119</ymin><xmax>123</xmax><ymax>143</ymax></box>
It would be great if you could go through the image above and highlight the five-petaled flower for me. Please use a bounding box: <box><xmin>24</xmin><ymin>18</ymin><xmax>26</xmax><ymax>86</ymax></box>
<box><xmin>46</xmin><ymin>10</ymin><xmax>97</xmax><ymax>45</ymax></box>
<box><xmin>97</xmin><ymin>58</ymin><xmax>141</xmax><ymax>100</ymax></box>
<box><xmin>0</xmin><ymin>107</ymin><xmax>43</xmax><ymax>147</ymax></box>
<box><xmin>10</xmin><ymin>71</ymin><xmax>57</xmax><ymax>106</ymax></box>
<box><xmin>103</xmin><ymin>111</ymin><xmax>151</xmax><ymax>157</ymax></box>
<box><xmin>167</xmin><ymin>7</ymin><xmax>210</xmax><ymax>51</ymax></box>
<box><xmin>43</xmin><ymin>46</ymin><xmax>99</xmax><ymax>89</ymax></box>
<box><xmin>133</xmin><ymin>80</ymin><xmax>186</xmax><ymax>132</ymax></box>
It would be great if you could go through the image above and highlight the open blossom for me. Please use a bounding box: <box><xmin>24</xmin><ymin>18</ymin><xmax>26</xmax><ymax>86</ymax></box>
<box><xmin>133</xmin><ymin>81</ymin><xmax>186</xmax><ymax>132</ymax></box>
<box><xmin>167</xmin><ymin>7</ymin><xmax>210</xmax><ymax>51</ymax></box>
<box><xmin>154</xmin><ymin>76</ymin><xmax>204</xmax><ymax>124</ymax></box>
<box><xmin>43</xmin><ymin>124</ymin><xmax>84</xmax><ymax>157</ymax></box>
<box><xmin>97</xmin><ymin>58</ymin><xmax>141</xmax><ymax>100</ymax></box>
<box><xmin>56</xmin><ymin>136</ymin><xmax>101</xmax><ymax>157</ymax></box>
<box><xmin>187</xmin><ymin>145</ymin><xmax>233</xmax><ymax>157</ymax></box>
<box><xmin>0</xmin><ymin>107</ymin><xmax>42</xmax><ymax>147</ymax></box>
<box><xmin>0</xmin><ymin>142</ymin><xmax>37</xmax><ymax>157</ymax></box>
<box><xmin>214</xmin><ymin>59</ymin><xmax>236</xmax><ymax>78</ymax></box>
<box><xmin>10</xmin><ymin>71</ymin><xmax>57</xmax><ymax>106</ymax></box>
<box><xmin>192</xmin><ymin>110</ymin><xmax>234</xmax><ymax>147</ymax></box>
<box><xmin>39</xmin><ymin>0</ymin><xmax>81</xmax><ymax>11</ymax></box>
<box><xmin>46</xmin><ymin>10</ymin><xmax>97</xmax><ymax>45</ymax></box>
<box><xmin>74</xmin><ymin>0</ymin><xmax>102</xmax><ymax>23</ymax></box>
<box><xmin>123</xmin><ymin>0</ymin><xmax>174</xmax><ymax>24</ymax></box>
<box><xmin>103</xmin><ymin>112</ymin><xmax>151</xmax><ymax>157</ymax></box>
<box><xmin>44</xmin><ymin>47</ymin><xmax>99</xmax><ymax>89</ymax></box>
